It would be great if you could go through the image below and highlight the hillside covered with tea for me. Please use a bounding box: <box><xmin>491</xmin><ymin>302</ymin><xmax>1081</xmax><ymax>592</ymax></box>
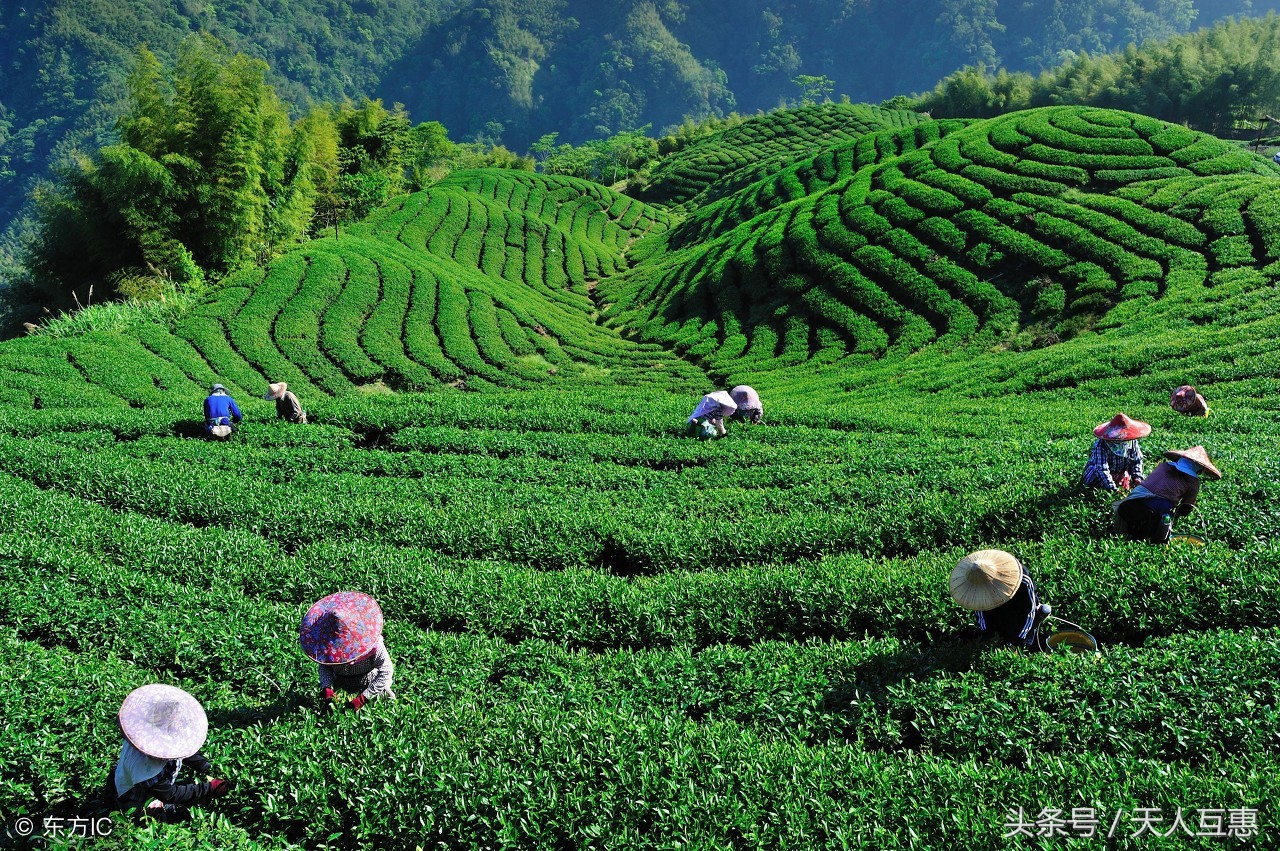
<box><xmin>0</xmin><ymin>105</ymin><xmax>1277</xmax><ymax>849</ymax></box>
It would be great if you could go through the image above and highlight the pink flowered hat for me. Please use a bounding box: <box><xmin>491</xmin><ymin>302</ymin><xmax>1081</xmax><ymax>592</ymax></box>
<box><xmin>118</xmin><ymin>684</ymin><xmax>208</xmax><ymax>760</ymax></box>
<box><xmin>300</xmin><ymin>592</ymin><xmax>384</xmax><ymax>665</ymax></box>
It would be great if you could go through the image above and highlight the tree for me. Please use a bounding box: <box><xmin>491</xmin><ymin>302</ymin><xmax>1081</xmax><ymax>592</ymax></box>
<box><xmin>27</xmin><ymin>36</ymin><xmax>316</xmax><ymax>302</ymax></box>
<box><xmin>792</xmin><ymin>74</ymin><xmax>835</xmax><ymax>107</ymax></box>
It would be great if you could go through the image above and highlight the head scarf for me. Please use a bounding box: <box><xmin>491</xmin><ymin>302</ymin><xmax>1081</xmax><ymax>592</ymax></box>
<box><xmin>1172</xmin><ymin>457</ymin><xmax>1201</xmax><ymax>478</ymax></box>
<box><xmin>113</xmin><ymin>740</ymin><xmax>174</xmax><ymax>797</ymax></box>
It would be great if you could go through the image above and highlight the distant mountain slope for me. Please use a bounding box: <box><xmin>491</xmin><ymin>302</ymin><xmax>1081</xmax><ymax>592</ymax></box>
<box><xmin>5</xmin><ymin>0</ymin><xmax>1280</xmax><ymax>281</ymax></box>
<box><xmin>603</xmin><ymin>106</ymin><xmax>1280</xmax><ymax>384</ymax></box>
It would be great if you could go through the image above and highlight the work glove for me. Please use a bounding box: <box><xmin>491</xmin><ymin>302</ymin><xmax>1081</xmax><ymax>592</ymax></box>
<box><xmin>350</xmin><ymin>693</ymin><xmax>368</xmax><ymax>711</ymax></box>
<box><xmin>208</xmin><ymin>778</ymin><xmax>234</xmax><ymax>798</ymax></box>
<box><xmin>1119</xmin><ymin>473</ymin><xmax>1131</xmax><ymax>490</ymax></box>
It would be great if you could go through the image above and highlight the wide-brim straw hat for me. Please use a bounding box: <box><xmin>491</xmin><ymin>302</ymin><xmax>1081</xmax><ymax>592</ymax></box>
<box><xmin>1163</xmin><ymin>446</ymin><xmax>1222</xmax><ymax>480</ymax></box>
<box><xmin>300</xmin><ymin>592</ymin><xmax>384</xmax><ymax>665</ymax></box>
<box><xmin>1093</xmin><ymin>412</ymin><xmax>1150</xmax><ymax>441</ymax></box>
<box><xmin>950</xmin><ymin>549</ymin><xmax>1023</xmax><ymax>611</ymax></box>
<box><xmin>265</xmin><ymin>382</ymin><xmax>288</xmax><ymax>401</ymax></box>
<box><xmin>118</xmin><ymin>684</ymin><xmax>208</xmax><ymax>760</ymax></box>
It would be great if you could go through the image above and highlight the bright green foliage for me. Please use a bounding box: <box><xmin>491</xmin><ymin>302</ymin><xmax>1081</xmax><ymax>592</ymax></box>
<box><xmin>918</xmin><ymin>14</ymin><xmax>1280</xmax><ymax>137</ymax></box>
<box><xmin>1</xmin><ymin>104</ymin><xmax>1279</xmax><ymax>848</ymax></box>
<box><xmin>605</xmin><ymin>106</ymin><xmax>1280</xmax><ymax>380</ymax></box>
<box><xmin>28</xmin><ymin>38</ymin><xmax>313</xmax><ymax>301</ymax></box>
<box><xmin>638</xmin><ymin>103</ymin><xmax>931</xmax><ymax>208</ymax></box>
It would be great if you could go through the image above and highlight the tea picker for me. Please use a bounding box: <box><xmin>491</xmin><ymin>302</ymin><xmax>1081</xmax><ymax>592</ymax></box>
<box><xmin>265</xmin><ymin>381</ymin><xmax>307</xmax><ymax>424</ymax></box>
<box><xmin>1082</xmin><ymin>413</ymin><xmax>1148</xmax><ymax>492</ymax></box>
<box><xmin>728</xmin><ymin>385</ymin><xmax>763</xmax><ymax>424</ymax></box>
<box><xmin>1170</xmin><ymin>384</ymin><xmax>1210</xmax><ymax>417</ymax></box>
<box><xmin>104</xmin><ymin>685</ymin><xmax>234</xmax><ymax>822</ymax></box>
<box><xmin>203</xmin><ymin>383</ymin><xmax>242</xmax><ymax>439</ymax></box>
<box><xmin>300</xmin><ymin>592</ymin><xmax>396</xmax><ymax>711</ymax></box>
<box><xmin>686</xmin><ymin>390</ymin><xmax>737</xmax><ymax>439</ymax></box>
<box><xmin>950</xmin><ymin>550</ymin><xmax>1050</xmax><ymax>651</ymax></box>
<box><xmin>1112</xmin><ymin>446</ymin><xmax>1221</xmax><ymax>544</ymax></box>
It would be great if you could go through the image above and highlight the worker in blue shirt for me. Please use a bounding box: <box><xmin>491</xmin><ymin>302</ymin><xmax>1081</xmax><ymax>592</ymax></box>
<box><xmin>203</xmin><ymin>384</ymin><xmax>242</xmax><ymax>437</ymax></box>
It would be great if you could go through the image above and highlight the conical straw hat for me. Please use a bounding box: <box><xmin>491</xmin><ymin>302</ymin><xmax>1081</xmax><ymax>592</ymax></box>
<box><xmin>1093</xmin><ymin>413</ymin><xmax>1150</xmax><ymax>441</ymax></box>
<box><xmin>265</xmin><ymin>382</ymin><xmax>288</xmax><ymax>401</ymax></box>
<box><xmin>118</xmin><ymin>684</ymin><xmax>208</xmax><ymax>760</ymax></box>
<box><xmin>950</xmin><ymin>550</ymin><xmax>1022</xmax><ymax>611</ymax></box>
<box><xmin>1162</xmin><ymin>446</ymin><xmax>1222</xmax><ymax>480</ymax></box>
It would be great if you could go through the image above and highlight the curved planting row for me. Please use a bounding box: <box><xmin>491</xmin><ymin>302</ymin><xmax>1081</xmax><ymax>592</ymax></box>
<box><xmin>605</xmin><ymin>106</ymin><xmax>1280</xmax><ymax>380</ymax></box>
<box><xmin>0</xmin><ymin>171</ymin><xmax>706</xmax><ymax>405</ymax></box>
<box><xmin>638</xmin><ymin>103</ymin><xmax>931</xmax><ymax>208</ymax></box>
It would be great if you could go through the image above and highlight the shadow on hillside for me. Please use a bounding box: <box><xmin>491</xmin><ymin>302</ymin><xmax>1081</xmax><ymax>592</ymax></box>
<box><xmin>816</xmin><ymin>642</ymin><xmax>989</xmax><ymax>752</ymax></box>
<box><xmin>206</xmin><ymin>692</ymin><xmax>304</xmax><ymax>730</ymax></box>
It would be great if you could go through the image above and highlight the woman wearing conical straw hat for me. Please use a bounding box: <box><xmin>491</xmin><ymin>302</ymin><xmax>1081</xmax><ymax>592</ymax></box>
<box><xmin>950</xmin><ymin>550</ymin><xmax>1050</xmax><ymax>650</ymax></box>
<box><xmin>686</xmin><ymin>390</ymin><xmax>737</xmax><ymax>438</ymax></box>
<box><xmin>300</xmin><ymin>592</ymin><xmax>395</xmax><ymax>711</ymax></box>
<box><xmin>264</xmin><ymin>381</ymin><xmax>307</xmax><ymax>424</ymax></box>
<box><xmin>1113</xmin><ymin>446</ymin><xmax>1221</xmax><ymax>544</ymax></box>
<box><xmin>104</xmin><ymin>685</ymin><xmax>233</xmax><ymax>822</ymax></box>
<box><xmin>1082</xmin><ymin>413</ymin><xmax>1148</xmax><ymax>492</ymax></box>
<box><xmin>1170</xmin><ymin>385</ymin><xmax>1210</xmax><ymax>417</ymax></box>
<box><xmin>728</xmin><ymin>385</ymin><xmax>764</xmax><ymax>424</ymax></box>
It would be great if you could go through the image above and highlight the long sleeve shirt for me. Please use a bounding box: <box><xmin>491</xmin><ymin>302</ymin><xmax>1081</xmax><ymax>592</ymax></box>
<box><xmin>1082</xmin><ymin>439</ymin><xmax>1144</xmax><ymax>491</ymax></box>
<box><xmin>975</xmin><ymin>570</ymin><xmax>1039</xmax><ymax>645</ymax></box>
<box><xmin>109</xmin><ymin>751</ymin><xmax>216</xmax><ymax>808</ymax></box>
<box><xmin>275</xmin><ymin>390</ymin><xmax>304</xmax><ymax>422</ymax></box>
<box><xmin>203</xmin><ymin>393</ymin><xmax>242</xmax><ymax>425</ymax></box>
<box><xmin>317</xmin><ymin>638</ymin><xmax>395</xmax><ymax>699</ymax></box>
<box><xmin>1133</xmin><ymin>461</ymin><xmax>1200</xmax><ymax>515</ymax></box>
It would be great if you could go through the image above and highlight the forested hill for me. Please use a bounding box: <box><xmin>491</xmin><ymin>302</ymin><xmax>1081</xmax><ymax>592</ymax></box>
<box><xmin>3</xmin><ymin>0</ymin><xmax>1278</xmax><ymax>282</ymax></box>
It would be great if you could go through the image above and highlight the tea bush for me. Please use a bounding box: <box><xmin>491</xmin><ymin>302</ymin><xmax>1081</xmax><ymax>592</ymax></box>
<box><xmin>1</xmin><ymin>104</ymin><xmax>1278</xmax><ymax>849</ymax></box>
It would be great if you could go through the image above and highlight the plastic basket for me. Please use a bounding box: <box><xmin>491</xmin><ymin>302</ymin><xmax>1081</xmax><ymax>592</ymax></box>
<box><xmin>1045</xmin><ymin>629</ymin><xmax>1099</xmax><ymax>654</ymax></box>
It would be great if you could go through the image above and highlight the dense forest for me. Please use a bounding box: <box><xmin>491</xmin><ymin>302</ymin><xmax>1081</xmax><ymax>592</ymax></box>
<box><xmin>4</xmin><ymin>0</ymin><xmax>1279</xmax><ymax>284</ymax></box>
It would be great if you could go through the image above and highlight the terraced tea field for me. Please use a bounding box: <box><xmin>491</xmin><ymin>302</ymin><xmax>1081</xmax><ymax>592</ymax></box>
<box><xmin>1</xmin><ymin>106</ymin><xmax>1277</xmax><ymax>849</ymax></box>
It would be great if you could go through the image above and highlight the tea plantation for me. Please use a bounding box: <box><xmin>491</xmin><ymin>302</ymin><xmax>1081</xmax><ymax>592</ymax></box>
<box><xmin>0</xmin><ymin>106</ymin><xmax>1277</xmax><ymax>849</ymax></box>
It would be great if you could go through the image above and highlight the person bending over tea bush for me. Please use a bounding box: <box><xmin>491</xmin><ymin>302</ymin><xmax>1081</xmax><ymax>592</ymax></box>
<box><xmin>265</xmin><ymin>381</ymin><xmax>307</xmax><ymax>424</ymax></box>
<box><xmin>686</xmin><ymin>390</ymin><xmax>737</xmax><ymax>438</ymax></box>
<box><xmin>950</xmin><ymin>549</ymin><xmax>1050</xmax><ymax>651</ymax></box>
<box><xmin>105</xmin><ymin>685</ymin><xmax>233</xmax><ymax>823</ymax></box>
<box><xmin>203</xmin><ymin>383</ymin><xmax>242</xmax><ymax>438</ymax></box>
<box><xmin>301</xmin><ymin>592</ymin><xmax>395</xmax><ymax>711</ymax></box>
<box><xmin>1170</xmin><ymin>384</ymin><xmax>1210</xmax><ymax>417</ymax></box>
<box><xmin>1082</xmin><ymin>413</ymin><xmax>1148</xmax><ymax>492</ymax></box>
<box><xmin>1113</xmin><ymin>446</ymin><xmax>1221</xmax><ymax>544</ymax></box>
<box><xmin>728</xmin><ymin>385</ymin><xmax>763</xmax><ymax>424</ymax></box>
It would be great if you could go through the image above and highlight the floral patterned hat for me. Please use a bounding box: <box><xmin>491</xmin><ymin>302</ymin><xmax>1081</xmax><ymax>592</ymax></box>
<box><xmin>118</xmin><ymin>684</ymin><xmax>208</xmax><ymax>760</ymax></box>
<box><xmin>300</xmin><ymin>592</ymin><xmax>384</xmax><ymax>665</ymax></box>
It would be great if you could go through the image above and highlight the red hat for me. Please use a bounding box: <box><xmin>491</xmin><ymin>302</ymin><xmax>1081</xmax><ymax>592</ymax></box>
<box><xmin>1163</xmin><ymin>446</ymin><xmax>1222</xmax><ymax>480</ymax></box>
<box><xmin>299</xmin><ymin>592</ymin><xmax>384</xmax><ymax>665</ymax></box>
<box><xmin>1170</xmin><ymin>385</ymin><xmax>1208</xmax><ymax>415</ymax></box>
<box><xmin>1093</xmin><ymin>413</ymin><xmax>1150</xmax><ymax>441</ymax></box>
